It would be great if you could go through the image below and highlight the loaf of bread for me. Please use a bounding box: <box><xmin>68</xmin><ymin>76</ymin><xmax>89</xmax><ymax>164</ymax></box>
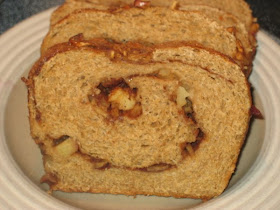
<box><xmin>42</xmin><ymin>7</ymin><xmax>244</xmax><ymax>65</ymax></box>
<box><xmin>24</xmin><ymin>37</ymin><xmax>251</xmax><ymax>199</ymax></box>
<box><xmin>22</xmin><ymin>0</ymin><xmax>259</xmax><ymax>200</ymax></box>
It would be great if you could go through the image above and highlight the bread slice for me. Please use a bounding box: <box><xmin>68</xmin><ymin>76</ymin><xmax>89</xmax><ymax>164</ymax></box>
<box><xmin>51</xmin><ymin>0</ymin><xmax>259</xmax><ymax>47</ymax></box>
<box><xmin>24</xmin><ymin>38</ymin><xmax>251</xmax><ymax>199</ymax></box>
<box><xmin>53</xmin><ymin>0</ymin><xmax>259</xmax><ymax>43</ymax></box>
<box><xmin>51</xmin><ymin>1</ymin><xmax>254</xmax><ymax>43</ymax></box>
<box><xmin>49</xmin><ymin>2</ymin><xmax>255</xmax><ymax>75</ymax></box>
<box><xmin>52</xmin><ymin>0</ymin><xmax>254</xmax><ymax>30</ymax></box>
<box><xmin>42</xmin><ymin>7</ymin><xmax>246</xmax><ymax>69</ymax></box>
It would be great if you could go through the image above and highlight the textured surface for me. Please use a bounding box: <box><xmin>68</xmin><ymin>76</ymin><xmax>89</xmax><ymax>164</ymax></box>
<box><xmin>48</xmin><ymin>1</ymin><xmax>255</xmax><ymax>76</ymax></box>
<box><xmin>1</xmin><ymin>0</ymin><xmax>278</xmax><ymax>40</ymax></box>
<box><xmin>0</xmin><ymin>0</ymin><xmax>252</xmax><ymax>201</ymax></box>
<box><xmin>0</xmin><ymin>5</ymin><xmax>279</xmax><ymax>209</ymax></box>
<box><xmin>24</xmin><ymin>37</ymin><xmax>251</xmax><ymax>199</ymax></box>
<box><xmin>41</xmin><ymin>7</ymin><xmax>238</xmax><ymax>57</ymax></box>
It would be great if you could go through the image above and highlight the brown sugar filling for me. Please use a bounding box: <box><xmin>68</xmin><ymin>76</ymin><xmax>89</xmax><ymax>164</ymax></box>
<box><xmin>88</xmin><ymin>76</ymin><xmax>203</xmax><ymax>171</ymax></box>
<box><xmin>91</xmin><ymin>78</ymin><xmax>143</xmax><ymax>119</ymax></box>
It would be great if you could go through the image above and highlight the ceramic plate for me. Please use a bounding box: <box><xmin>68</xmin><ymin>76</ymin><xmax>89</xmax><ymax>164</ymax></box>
<box><xmin>0</xmin><ymin>8</ymin><xmax>279</xmax><ymax>209</ymax></box>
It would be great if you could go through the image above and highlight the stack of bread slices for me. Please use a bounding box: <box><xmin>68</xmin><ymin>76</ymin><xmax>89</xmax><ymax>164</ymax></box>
<box><xmin>24</xmin><ymin>0</ymin><xmax>259</xmax><ymax>200</ymax></box>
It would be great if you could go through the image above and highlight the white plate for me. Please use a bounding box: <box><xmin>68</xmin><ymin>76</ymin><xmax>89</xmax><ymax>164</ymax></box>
<box><xmin>0</xmin><ymin>8</ymin><xmax>280</xmax><ymax>210</ymax></box>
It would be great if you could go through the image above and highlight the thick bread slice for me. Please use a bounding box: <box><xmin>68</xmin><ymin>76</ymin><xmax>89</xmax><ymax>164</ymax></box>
<box><xmin>41</xmin><ymin>7</ymin><xmax>242</xmax><ymax>63</ymax></box>
<box><xmin>69</xmin><ymin>35</ymin><xmax>248</xmax><ymax>78</ymax></box>
<box><xmin>52</xmin><ymin>0</ymin><xmax>254</xmax><ymax>31</ymax></box>
<box><xmin>25</xmin><ymin>40</ymin><xmax>251</xmax><ymax>199</ymax></box>
<box><xmin>54</xmin><ymin>0</ymin><xmax>259</xmax><ymax>53</ymax></box>
<box><xmin>52</xmin><ymin>0</ymin><xmax>258</xmax><ymax>50</ymax></box>
<box><xmin>51</xmin><ymin>1</ymin><xmax>252</xmax><ymax>49</ymax></box>
<box><xmin>49</xmin><ymin>2</ymin><xmax>254</xmax><ymax>76</ymax></box>
<box><xmin>148</xmin><ymin>0</ymin><xmax>255</xmax><ymax>31</ymax></box>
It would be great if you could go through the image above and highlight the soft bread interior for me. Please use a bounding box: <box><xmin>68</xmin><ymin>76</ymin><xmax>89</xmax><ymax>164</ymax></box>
<box><xmin>27</xmin><ymin>44</ymin><xmax>251</xmax><ymax>199</ymax></box>
<box><xmin>52</xmin><ymin>0</ymin><xmax>254</xmax><ymax>31</ymax></box>
<box><xmin>50</xmin><ymin>1</ymin><xmax>253</xmax><ymax>75</ymax></box>
<box><xmin>42</xmin><ymin>7</ymin><xmax>238</xmax><ymax>59</ymax></box>
<box><xmin>34</xmin><ymin>64</ymin><xmax>199</xmax><ymax>169</ymax></box>
<box><xmin>51</xmin><ymin>0</ymin><xmax>258</xmax><ymax>50</ymax></box>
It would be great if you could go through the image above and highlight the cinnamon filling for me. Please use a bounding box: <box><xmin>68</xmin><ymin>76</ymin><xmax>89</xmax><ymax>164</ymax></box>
<box><xmin>48</xmin><ymin>75</ymin><xmax>204</xmax><ymax>172</ymax></box>
<box><xmin>91</xmin><ymin>78</ymin><xmax>142</xmax><ymax>119</ymax></box>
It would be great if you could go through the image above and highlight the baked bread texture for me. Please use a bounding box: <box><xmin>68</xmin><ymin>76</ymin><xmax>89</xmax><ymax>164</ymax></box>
<box><xmin>51</xmin><ymin>0</ymin><xmax>259</xmax><ymax>45</ymax></box>
<box><xmin>179</xmin><ymin>4</ymin><xmax>254</xmax><ymax>76</ymax></box>
<box><xmin>50</xmin><ymin>0</ymin><xmax>124</xmax><ymax>25</ymax></box>
<box><xmin>69</xmin><ymin>34</ymin><xmax>249</xmax><ymax>80</ymax></box>
<box><xmin>147</xmin><ymin>0</ymin><xmax>255</xmax><ymax>31</ymax></box>
<box><xmin>42</xmin><ymin>7</ymin><xmax>243</xmax><ymax>63</ymax></box>
<box><xmin>51</xmin><ymin>0</ymin><xmax>254</xmax><ymax>29</ymax></box>
<box><xmin>24</xmin><ymin>38</ymin><xmax>251</xmax><ymax>200</ymax></box>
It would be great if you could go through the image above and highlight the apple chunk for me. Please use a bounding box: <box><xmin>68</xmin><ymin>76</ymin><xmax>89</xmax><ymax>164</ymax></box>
<box><xmin>55</xmin><ymin>138</ymin><xmax>78</xmax><ymax>157</ymax></box>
